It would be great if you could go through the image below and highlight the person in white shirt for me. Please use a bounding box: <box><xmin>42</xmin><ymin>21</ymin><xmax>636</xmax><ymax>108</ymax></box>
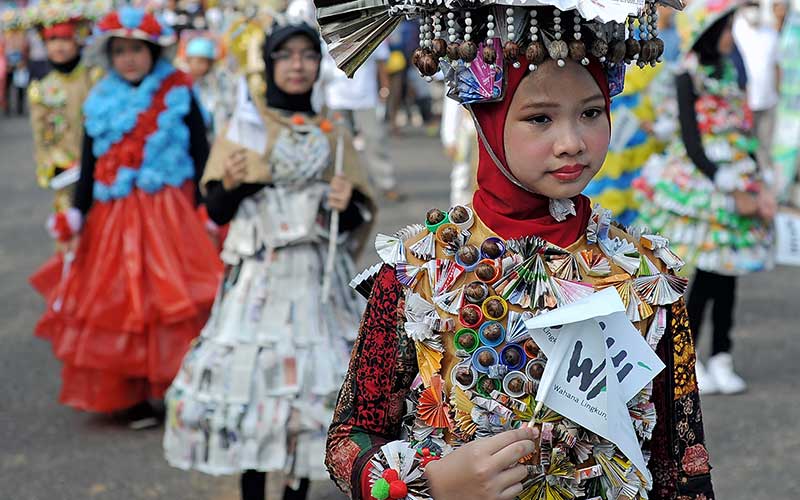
<box><xmin>322</xmin><ymin>43</ymin><xmax>402</xmax><ymax>200</ymax></box>
<box><xmin>733</xmin><ymin>1</ymin><xmax>783</xmax><ymax>171</ymax></box>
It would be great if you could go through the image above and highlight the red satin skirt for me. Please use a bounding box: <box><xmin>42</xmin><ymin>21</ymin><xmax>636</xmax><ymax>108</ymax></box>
<box><xmin>30</xmin><ymin>183</ymin><xmax>223</xmax><ymax>412</ymax></box>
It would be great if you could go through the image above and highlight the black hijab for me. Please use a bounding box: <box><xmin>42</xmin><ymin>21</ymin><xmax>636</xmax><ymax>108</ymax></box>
<box><xmin>262</xmin><ymin>22</ymin><xmax>321</xmax><ymax>114</ymax></box>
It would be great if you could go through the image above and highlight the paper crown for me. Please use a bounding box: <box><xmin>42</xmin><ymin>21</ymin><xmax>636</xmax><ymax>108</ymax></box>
<box><xmin>315</xmin><ymin>0</ymin><xmax>685</xmax><ymax>103</ymax></box>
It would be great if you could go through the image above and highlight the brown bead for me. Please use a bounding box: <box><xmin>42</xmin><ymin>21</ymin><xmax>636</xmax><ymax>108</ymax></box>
<box><xmin>528</xmin><ymin>363</ymin><xmax>544</xmax><ymax>380</ymax></box>
<box><xmin>483</xmin><ymin>323</ymin><xmax>502</xmax><ymax>342</ymax></box>
<box><xmin>640</xmin><ymin>40</ymin><xmax>658</xmax><ymax>64</ymax></box>
<box><xmin>475</xmin><ymin>263</ymin><xmax>496</xmax><ymax>281</ymax></box>
<box><xmin>459</xmin><ymin>40</ymin><xmax>478</xmax><ymax>62</ymax></box>
<box><xmin>625</xmin><ymin>38</ymin><xmax>640</xmax><ymax>61</ymax></box>
<box><xmin>458</xmin><ymin>333</ymin><xmax>476</xmax><ymax>350</ymax></box>
<box><xmin>457</xmin><ymin>245</ymin><xmax>480</xmax><ymax>265</ymax></box>
<box><xmin>507</xmin><ymin>377</ymin><xmax>524</xmax><ymax>393</ymax></box>
<box><xmin>480</xmin><ymin>377</ymin><xmax>496</xmax><ymax>394</ymax></box>
<box><xmin>609</xmin><ymin>40</ymin><xmax>626</xmax><ymax>64</ymax></box>
<box><xmin>440</xmin><ymin>225</ymin><xmax>459</xmax><ymax>243</ymax></box>
<box><xmin>426</xmin><ymin>208</ymin><xmax>445</xmax><ymax>225</ymax></box>
<box><xmin>411</xmin><ymin>47</ymin><xmax>425</xmax><ymax>67</ymax></box>
<box><xmin>455</xmin><ymin>367</ymin><xmax>474</xmax><ymax>386</ymax></box>
<box><xmin>447</xmin><ymin>42</ymin><xmax>461</xmax><ymax>60</ymax></box>
<box><xmin>590</xmin><ymin>39</ymin><xmax>608</xmax><ymax>59</ymax></box>
<box><xmin>480</xmin><ymin>240</ymin><xmax>502</xmax><ymax>259</ymax></box>
<box><xmin>485</xmin><ymin>298</ymin><xmax>504</xmax><ymax>318</ymax></box>
<box><xmin>653</xmin><ymin>38</ymin><xmax>665</xmax><ymax>61</ymax></box>
<box><xmin>547</xmin><ymin>39</ymin><xmax>568</xmax><ymax>61</ymax></box>
<box><xmin>432</xmin><ymin>38</ymin><xmax>447</xmax><ymax>58</ymax></box>
<box><xmin>503</xmin><ymin>41</ymin><xmax>520</xmax><ymax>62</ymax></box>
<box><xmin>465</xmin><ymin>282</ymin><xmax>488</xmax><ymax>302</ymax></box>
<box><xmin>478</xmin><ymin>350</ymin><xmax>495</xmax><ymax>367</ymax></box>
<box><xmin>417</xmin><ymin>52</ymin><xmax>439</xmax><ymax>76</ymax></box>
<box><xmin>524</xmin><ymin>338</ymin><xmax>540</xmax><ymax>358</ymax></box>
<box><xmin>503</xmin><ymin>348</ymin><xmax>521</xmax><ymax>366</ymax></box>
<box><xmin>482</xmin><ymin>45</ymin><xmax>497</xmax><ymax>65</ymax></box>
<box><xmin>525</xmin><ymin>41</ymin><xmax>547</xmax><ymax>65</ymax></box>
<box><xmin>461</xmin><ymin>307</ymin><xmax>480</xmax><ymax>325</ymax></box>
<box><xmin>568</xmin><ymin>40</ymin><xmax>586</xmax><ymax>62</ymax></box>
<box><xmin>450</xmin><ymin>205</ymin><xmax>470</xmax><ymax>223</ymax></box>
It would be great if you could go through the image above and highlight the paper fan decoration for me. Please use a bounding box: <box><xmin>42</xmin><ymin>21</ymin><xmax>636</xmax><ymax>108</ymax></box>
<box><xmin>633</xmin><ymin>273</ymin><xmax>688</xmax><ymax>306</ymax></box>
<box><xmin>551</xmin><ymin>278</ymin><xmax>595</xmax><ymax>307</ymax></box>
<box><xmin>506</xmin><ymin>310</ymin><xmax>535</xmax><ymax>343</ymax></box>
<box><xmin>547</xmin><ymin>253</ymin><xmax>583</xmax><ymax>281</ymax></box>
<box><xmin>600</xmin><ymin>237</ymin><xmax>641</xmax><ymax>275</ymax></box>
<box><xmin>395</xmin><ymin>223</ymin><xmax>426</xmax><ymax>242</ymax></box>
<box><xmin>637</xmin><ymin>253</ymin><xmax>661</xmax><ymax>277</ymax></box>
<box><xmin>641</xmin><ymin>234</ymin><xmax>685</xmax><ymax>271</ymax></box>
<box><xmin>368</xmin><ymin>441</ymin><xmax>431</xmax><ymax>500</ymax></box>
<box><xmin>450</xmin><ymin>386</ymin><xmax>477</xmax><ymax>439</ymax></box>
<box><xmin>375</xmin><ymin>233</ymin><xmax>406</xmax><ymax>266</ymax></box>
<box><xmin>506</xmin><ymin>235</ymin><xmax>549</xmax><ymax>259</ymax></box>
<box><xmin>409</xmin><ymin>232</ymin><xmax>435</xmax><ymax>261</ymax></box>
<box><xmin>432</xmin><ymin>285</ymin><xmax>464</xmax><ymax>315</ymax></box>
<box><xmin>416</xmin><ymin>341</ymin><xmax>444</xmax><ymax>387</ymax></box>
<box><xmin>417</xmin><ymin>375</ymin><xmax>453</xmax><ymax>430</ymax></box>
<box><xmin>315</xmin><ymin>0</ymin><xmax>402</xmax><ymax>78</ymax></box>
<box><xmin>626</xmin><ymin>290</ymin><xmax>654</xmax><ymax>322</ymax></box>
<box><xmin>395</xmin><ymin>262</ymin><xmax>423</xmax><ymax>287</ymax></box>
<box><xmin>594</xmin><ymin>273</ymin><xmax>635</xmax><ymax>306</ymax></box>
<box><xmin>349</xmin><ymin>262</ymin><xmax>383</xmax><ymax>299</ymax></box>
<box><xmin>425</xmin><ymin>259</ymin><xmax>465</xmax><ymax>296</ymax></box>
<box><xmin>577</xmin><ymin>249</ymin><xmax>612</xmax><ymax>277</ymax></box>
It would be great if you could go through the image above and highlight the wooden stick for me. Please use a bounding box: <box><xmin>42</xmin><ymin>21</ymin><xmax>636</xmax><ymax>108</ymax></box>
<box><xmin>321</xmin><ymin>115</ymin><xmax>345</xmax><ymax>304</ymax></box>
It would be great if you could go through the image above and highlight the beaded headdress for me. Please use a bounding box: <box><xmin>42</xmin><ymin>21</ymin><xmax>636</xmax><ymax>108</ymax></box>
<box><xmin>315</xmin><ymin>0</ymin><xmax>685</xmax><ymax>102</ymax></box>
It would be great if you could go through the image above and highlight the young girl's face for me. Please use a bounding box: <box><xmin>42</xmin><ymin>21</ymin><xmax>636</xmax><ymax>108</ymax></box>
<box><xmin>45</xmin><ymin>37</ymin><xmax>79</xmax><ymax>65</ymax></box>
<box><xmin>110</xmin><ymin>38</ymin><xmax>154</xmax><ymax>83</ymax></box>
<box><xmin>271</xmin><ymin>35</ymin><xmax>320</xmax><ymax>96</ymax></box>
<box><xmin>503</xmin><ymin>59</ymin><xmax>609</xmax><ymax>200</ymax></box>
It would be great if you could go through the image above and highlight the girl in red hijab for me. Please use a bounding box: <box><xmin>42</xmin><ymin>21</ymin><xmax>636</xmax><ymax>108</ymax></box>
<box><xmin>320</xmin><ymin>3</ymin><xmax>713</xmax><ymax>500</ymax></box>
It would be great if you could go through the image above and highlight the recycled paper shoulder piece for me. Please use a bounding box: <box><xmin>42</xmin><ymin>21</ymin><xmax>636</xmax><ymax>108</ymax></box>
<box><xmin>315</xmin><ymin>0</ymin><xmax>685</xmax><ymax>103</ymax></box>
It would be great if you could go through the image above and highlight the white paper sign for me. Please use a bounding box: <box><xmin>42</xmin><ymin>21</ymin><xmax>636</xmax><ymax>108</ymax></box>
<box><xmin>775</xmin><ymin>210</ymin><xmax>800</xmax><ymax>266</ymax></box>
<box><xmin>525</xmin><ymin>287</ymin><xmax>665</xmax><ymax>482</ymax></box>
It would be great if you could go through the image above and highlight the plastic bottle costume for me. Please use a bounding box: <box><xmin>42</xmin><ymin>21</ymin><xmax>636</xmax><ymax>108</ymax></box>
<box><xmin>31</xmin><ymin>7</ymin><xmax>222</xmax><ymax>413</ymax></box>
<box><xmin>635</xmin><ymin>0</ymin><xmax>774</xmax><ymax>276</ymax></box>
<box><xmin>317</xmin><ymin>0</ymin><xmax>714</xmax><ymax>498</ymax></box>
<box><xmin>163</xmin><ymin>21</ymin><xmax>376</xmax><ymax>481</ymax></box>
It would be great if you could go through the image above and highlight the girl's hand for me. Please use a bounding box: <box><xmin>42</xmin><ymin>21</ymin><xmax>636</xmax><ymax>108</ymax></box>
<box><xmin>756</xmin><ymin>188</ymin><xmax>777</xmax><ymax>221</ymax></box>
<box><xmin>328</xmin><ymin>175</ymin><xmax>353</xmax><ymax>212</ymax></box>
<box><xmin>424</xmin><ymin>426</ymin><xmax>539</xmax><ymax>500</ymax></box>
<box><xmin>222</xmin><ymin>149</ymin><xmax>248</xmax><ymax>191</ymax></box>
<box><xmin>733</xmin><ymin>191</ymin><xmax>759</xmax><ymax>217</ymax></box>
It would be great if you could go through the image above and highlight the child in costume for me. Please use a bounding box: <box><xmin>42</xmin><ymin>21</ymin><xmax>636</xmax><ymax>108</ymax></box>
<box><xmin>635</xmin><ymin>0</ymin><xmax>776</xmax><ymax>395</ymax></box>
<box><xmin>318</xmin><ymin>0</ymin><xmax>715</xmax><ymax>499</ymax></box>
<box><xmin>163</xmin><ymin>19</ymin><xmax>376</xmax><ymax>500</ymax></box>
<box><xmin>32</xmin><ymin>6</ymin><xmax>222</xmax><ymax>420</ymax></box>
<box><xmin>184</xmin><ymin>35</ymin><xmax>235</xmax><ymax>139</ymax></box>
<box><xmin>25</xmin><ymin>2</ymin><xmax>104</xmax><ymax>242</ymax></box>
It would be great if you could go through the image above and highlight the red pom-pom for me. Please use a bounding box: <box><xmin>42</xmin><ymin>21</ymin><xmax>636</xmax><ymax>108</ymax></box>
<box><xmin>381</xmin><ymin>469</ymin><xmax>400</xmax><ymax>483</ymax></box>
<box><xmin>388</xmin><ymin>480</ymin><xmax>408</xmax><ymax>499</ymax></box>
<box><xmin>98</xmin><ymin>12</ymin><xmax>122</xmax><ymax>31</ymax></box>
<box><xmin>138</xmin><ymin>14</ymin><xmax>162</xmax><ymax>36</ymax></box>
<box><xmin>421</xmin><ymin>448</ymin><xmax>430</xmax><ymax>456</ymax></box>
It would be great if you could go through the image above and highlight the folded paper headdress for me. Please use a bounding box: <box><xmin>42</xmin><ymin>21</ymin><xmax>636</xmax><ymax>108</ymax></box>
<box><xmin>315</xmin><ymin>0</ymin><xmax>685</xmax><ymax>102</ymax></box>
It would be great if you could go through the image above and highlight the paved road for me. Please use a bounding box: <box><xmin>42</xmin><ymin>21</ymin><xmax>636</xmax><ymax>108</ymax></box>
<box><xmin>1</xmin><ymin>114</ymin><xmax>798</xmax><ymax>499</ymax></box>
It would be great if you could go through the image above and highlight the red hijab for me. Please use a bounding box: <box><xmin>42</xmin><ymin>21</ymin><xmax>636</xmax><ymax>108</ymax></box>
<box><xmin>471</xmin><ymin>56</ymin><xmax>611</xmax><ymax>247</ymax></box>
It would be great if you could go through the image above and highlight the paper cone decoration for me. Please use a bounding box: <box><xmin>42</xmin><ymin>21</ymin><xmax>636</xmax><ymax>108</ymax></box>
<box><xmin>409</xmin><ymin>232</ymin><xmax>435</xmax><ymax>261</ymax></box>
<box><xmin>417</xmin><ymin>375</ymin><xmax>453</xmax><ymax>430</ymax></box>
<box><xmin>415</xmin><ymin>341</ymin><xmax>444</xmax><ymax>387</ymax></box>
<box><xmin>506</xmin><ymin>310</ymin><xmax>535</xmax><ymax>343</ymax></box>
<box><xmin>375</xmin><ymin>233</ymin><xmax>406</xmax><ymax>266</ymax></box>
<box><xmin>425</xmin><ymin>258</ymin><xmax>465</xmax><ymax>296</ymax></box>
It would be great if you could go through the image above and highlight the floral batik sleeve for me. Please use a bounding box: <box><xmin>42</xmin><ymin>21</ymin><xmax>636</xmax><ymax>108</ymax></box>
<box><xmin>649</xmin><ymin>298</ymin><xmax>715</xmax><ymax>500</ymax></box>
<box><xmin>325</xmin><ymin>265</ymin><xmax>419</xmax><ymax>499</ymax></box>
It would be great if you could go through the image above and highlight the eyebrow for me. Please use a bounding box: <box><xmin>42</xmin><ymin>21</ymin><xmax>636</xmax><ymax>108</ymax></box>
<box><xmin>520</xmin><ymin>93</ymin><xmax>606</xmax><ymax>110</ymax></box>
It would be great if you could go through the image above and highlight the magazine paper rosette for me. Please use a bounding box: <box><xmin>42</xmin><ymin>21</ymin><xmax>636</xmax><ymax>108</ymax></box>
<box><xmin>314</xmin><ymin>0</ymin><xmax>685</xmax><ymax>102</ymax></box>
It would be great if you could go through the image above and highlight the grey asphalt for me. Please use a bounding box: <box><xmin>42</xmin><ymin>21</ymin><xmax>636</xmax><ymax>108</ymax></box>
<box><xmin>1</xmin><ymin>114</ymin><xmax>798</xmax><ymax>499</ymax></box>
